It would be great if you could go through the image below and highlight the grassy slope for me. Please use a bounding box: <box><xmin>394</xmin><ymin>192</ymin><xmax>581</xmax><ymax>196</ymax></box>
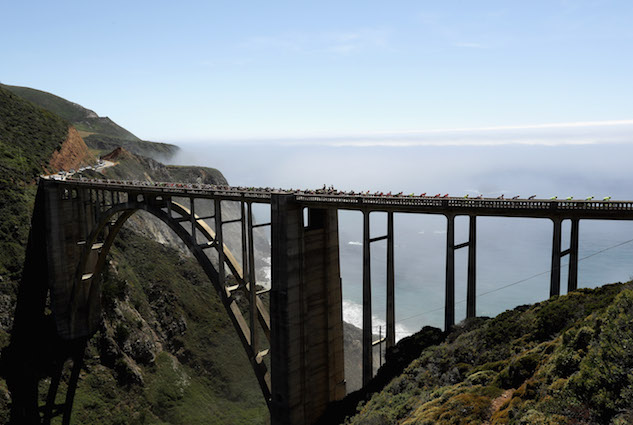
<box><xmin>0</xmin><ymin>84</ymin><xmax>71</xmax><ymax>422</ymax></box>
<box><xmin>344</xmin><ymin>283</ymin><xmax>633</xmax><ymax>425</ymax></box>
<box><xmin>56</xmin><ymin>152</ymin><xmax>267</xmax><ymax>422</ymax></box>
<box><xmin>84</xmin><ymin>134</ymin><xmax>179</xmax><ymax>160</ymax></box>
<box><xmin>0</xmin><ymin>86</ymin><xmax>68</xmax><ymax>278</ymax></box>
<box><xmin>91</xmin><ymin>148</ymin><xmax>226</xmax><ymax>186</ymax></box>
<box><xmin>0</xmin><ymin>84</ymin><xmax>138</xmax><ymax>141</ymax></box>
<box><xmin>0</xmin><ymin>84</ymin><xmax>95</xmax><ymax>124</ymax></box>
<box><xmin>1</xmin><ymin>84</ymin><xmax>178</xmax><ymax>159</ymax></box>
<box><xmin>66</xmin><ymin>229</ymin><xmax>267</xmax><ymax>425</ymax></box>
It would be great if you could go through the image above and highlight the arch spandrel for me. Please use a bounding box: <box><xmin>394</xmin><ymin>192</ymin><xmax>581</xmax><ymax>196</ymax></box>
<box><xmin>65</xmin><ymin>197</ymin><xmax>272</xmax><ymax>404</ymax></box>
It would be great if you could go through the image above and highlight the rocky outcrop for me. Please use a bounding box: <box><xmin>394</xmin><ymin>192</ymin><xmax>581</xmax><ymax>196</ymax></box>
<box><xmin>101</xmin><ymin>146</ymin><xmax>133</xmax><ymax>162</ymax></box>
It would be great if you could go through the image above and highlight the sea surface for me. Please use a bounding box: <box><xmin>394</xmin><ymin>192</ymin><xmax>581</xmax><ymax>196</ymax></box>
<box><xmin>172</xmin><ymin>141</ymin><xmax>633</xmax><ymax>339</ymax></box>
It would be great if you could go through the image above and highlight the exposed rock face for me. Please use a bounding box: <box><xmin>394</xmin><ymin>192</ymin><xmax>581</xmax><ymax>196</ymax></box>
<box><xmin>101</xmin><ymin>146</ymin><xmax>133</xmax><ymax>162</ymax></box>
<box><xmin>48</xmin><ymin>126</ymin><xmax>96</xmax><ymax>172</ymax></box>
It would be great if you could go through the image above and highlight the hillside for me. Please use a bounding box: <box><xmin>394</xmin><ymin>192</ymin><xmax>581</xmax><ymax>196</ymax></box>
<box><xmin>339</xmin><ymin>282</ymin><xmax>633</xmax><ymax>425</ymax></box>
<box><xmin>67</xmin><ymin>151</ymin><xmax>271</xmax><ymax>423</ymax></box>
<box><xmin>4</xmin><ymin>84</ymin><xmax>633</xmax><ymax>424</ymax></box>
<box><xmin>95</xmin><ymin>146</ymin><xmax>226</xmax><ymax>185</ymax></box>
<box><xmin>1</xmin><ymin>84</ymin><xmax>179</xmax><ymax>160</ymax></box>
<box><xmin>0</xmin><ymin>85</ymin><xmax>269</xmax><ymax>423</ymax></box>
<box><xmin>0</xmin><ymin>85</ymin><xmax>95</xmax><ymax>279</ymax></box>
<box><xmin>69</xmin><ymin>228</ymin><xmax>267</xmax><ymax>424</ymax></box>
<box><xmin>0</xmin><ymin>84</ymin><xmax>98</xmax><ymax>421</ymax></box>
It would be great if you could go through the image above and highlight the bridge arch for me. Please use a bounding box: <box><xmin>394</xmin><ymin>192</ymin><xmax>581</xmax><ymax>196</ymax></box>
<box><xmin>59</xmin><ymin>196</ymin><xmax>271</xmax><ymax>421</ymax></box>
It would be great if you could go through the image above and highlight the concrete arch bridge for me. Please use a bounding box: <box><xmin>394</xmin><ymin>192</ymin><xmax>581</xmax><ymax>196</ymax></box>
<box><xmin>7</xmin><ymin>178</ymin><xmax>633</xmax><ymax>424</ymax></box>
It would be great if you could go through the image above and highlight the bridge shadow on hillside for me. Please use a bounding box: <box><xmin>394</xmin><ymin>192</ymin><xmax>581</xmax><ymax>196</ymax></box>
<box><xmin>0</xmin><ymin>187</ymin><xmax>87</xmax><ymax>424</ymax></box>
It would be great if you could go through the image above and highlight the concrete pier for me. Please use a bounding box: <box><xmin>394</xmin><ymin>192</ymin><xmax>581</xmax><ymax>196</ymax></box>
<box><xmin>466</xmin><ymin>215</ymin><xmax>477</xmax><ymax>319</ymax></box>
<box><xmin>270</xmin><ymin>194</ymin><xmax>345</xmax><ymax>425</ymax></box>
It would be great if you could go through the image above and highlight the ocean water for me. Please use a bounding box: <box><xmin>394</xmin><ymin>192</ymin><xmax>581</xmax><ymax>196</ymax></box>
<box><xmin>171</xmin><ymin>141</ymin><xmax>633</xmax><ymax>339</ymax></box>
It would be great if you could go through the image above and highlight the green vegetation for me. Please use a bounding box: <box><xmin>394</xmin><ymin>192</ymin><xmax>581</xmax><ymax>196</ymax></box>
<box><xmin>2</xmin><ymin>84</ymin><xmax>179</xmax><ymax>160</ymax></box>
<box><xmin>85</xmin><ymin>134</ymin><xmax>179</xmax><ymax>160</ymax></box>
<box><xmin>0</xmin><ymin>86</ymin><xmax>68</xmax><ymax>179</ymax></box>
<box><xmin>0</xmin><ymin>84</ymin><xmax>97</xmax><ymax>125</ymax></box>
<box><xmin>343</xmin><ymin>283</ymin><xmax>633</xmax><ymax>425</ymax></box>
<box><xmin>91</xmin><ymin>148</ymin><xmax>226</xmax><ymax>186</ymax></box>
<box><xmin>0</xmin><ymin>83</ymin><xmax>263</xmax><ymax>423</ymax></box>
<box><xmin>64</xmin><ymin>229</ymin><xmax>267</xmax><ymax>424</ymax></box>
<box><xmin>165</xmin><ymin>165</ymin><xmax>227</xmax><ymax>186</ymax></box>
<box><xmin>4</xmin><ymin>82</ymin><xmax>633</xmax><ymax>424</ymax></box>
<box><xmin>0</xmin><ymin>84</ymin><xmax>138</xmax><ymax>141</ymax></box>
<box><xmin>0</xmin><ymin>85</ymin><xmax>68</xmax><ymax>279</ymax></box>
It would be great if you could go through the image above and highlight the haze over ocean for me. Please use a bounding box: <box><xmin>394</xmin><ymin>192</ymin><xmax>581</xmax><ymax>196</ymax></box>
<box><xmin>172</xmin><ymin>127</ymin><xmax>633</xmax><ymax>338</ymax></box>
<box><xmin>5</xmin><ymin>0</ymin><xmax>633</xmax><ymax>339</ymax></box>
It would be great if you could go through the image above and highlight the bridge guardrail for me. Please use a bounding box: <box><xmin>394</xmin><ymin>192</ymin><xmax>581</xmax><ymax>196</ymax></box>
<box><xmin>45</xmin><ymin>177</ymin><xmax>633</xmax><ymax>217</ymax></box>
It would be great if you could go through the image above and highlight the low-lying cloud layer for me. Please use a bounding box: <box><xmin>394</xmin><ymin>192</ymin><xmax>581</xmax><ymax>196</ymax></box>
<box><xmin>189</xmin><ymin>119</ymin><xmax>633</xmax><ymax>147</ymax></box>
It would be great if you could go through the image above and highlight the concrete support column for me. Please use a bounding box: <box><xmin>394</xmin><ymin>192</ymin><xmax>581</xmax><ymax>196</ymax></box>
<box><xmin>270</xmin><ymin>194</ymin><xmax>345</xmax><ymax>425</ymax></box>
<box><xmin>466</xmin><ymin>215</ymin><xmax>477</xmax><ymax>319</ymax></box>
<box><xmin>214</xmin><ymin>198</ymin><xmax>225</xmax><ymax>288</ymax></box>
<box><xmin>247</xmin><ymin>202</ymin><xmax>258</xmax><ymax>354</ymax></box>
<box><xmin>241</xmin><ymin>201</ymin><xmax>248</xmax><ymax>278</ymax></box>
<box><xmin>77</xmin><ymin>188</ymin><xmax>87</xmax><ymax>240</ymax></box>
<box><xmin>362</xmin><ymin>210</ymin><xmax>373</xmax><ymax>386</ymax></box>
<box><xmin>386</xmin><ymin>212</ymin><xmax>395</xmax><ymax>349</ymax></box>
<box><xmin>550</xmin><ymin>218</ymin><xmax>562</xmax><ymax>297</ymax></box>
<box><xmin>445</xmin><ymin>214</ymin><xmax>455</xmax><ymax>331</ymax></box>
<box><xmin>190</xmin><ymin>198</ymin><xmax>196</xmax><ymax>243</ymax></box>
<box><xmin>568</xmin><ymin>218</ymin><xmax>580</xmax><ymax>292</ymax></box>
<box><xmin>93</xmin><ymin>190</ymin><xmax>99</xmax><ymax>221</ymax></box>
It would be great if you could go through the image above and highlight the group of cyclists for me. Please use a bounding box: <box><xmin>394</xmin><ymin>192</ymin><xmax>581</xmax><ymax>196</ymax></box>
<box><xmin>58</xmin><ymin>176</ymin><xmax>613</xmax><ymax>202</ymax></box>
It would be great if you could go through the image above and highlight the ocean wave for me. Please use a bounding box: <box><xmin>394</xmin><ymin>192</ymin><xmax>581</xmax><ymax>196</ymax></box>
<box><xmin>342</xmin><ymin>299</ymin><xmax>412</xmax><ymax>341</ymax></box>
<box><xmin>348</xmin><ymin>241</ymin><xmax>362</xmax><ymax>246</ymax></box>
<box><xmin>259</xmin><ymin>256</ymin><xmax>271</xmax><ymax>289</ymax></box>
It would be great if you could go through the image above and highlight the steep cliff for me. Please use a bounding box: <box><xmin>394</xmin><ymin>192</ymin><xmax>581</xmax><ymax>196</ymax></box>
<box><xmin>48</xmin><ymin>126</ymin><xmax>96</xmax><ymax>172</ymax></box>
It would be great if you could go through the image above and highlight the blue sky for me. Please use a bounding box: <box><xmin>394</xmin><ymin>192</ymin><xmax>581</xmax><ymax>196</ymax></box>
<box><xmin>2</xmin><ymin>0</ymin><xmax>633</xmax><ymax>143</ymax></box>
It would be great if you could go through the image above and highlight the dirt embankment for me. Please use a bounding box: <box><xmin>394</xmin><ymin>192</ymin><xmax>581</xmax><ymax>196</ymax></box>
<box><xmin>49</xmin><ymin>126</ymin><xmax>96</xmax><ymax>171</ymax></box>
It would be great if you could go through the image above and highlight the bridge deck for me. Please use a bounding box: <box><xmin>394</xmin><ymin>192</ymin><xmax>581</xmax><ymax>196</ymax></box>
<box><xmin>50</xmin><ymin>177</ymin><xmax>633</xmax><ymax>220</ymax></box>
<box><xmin>33</xmin><ymin>177</ymin><xmax>633</xmax><ymax>424</ymax></box>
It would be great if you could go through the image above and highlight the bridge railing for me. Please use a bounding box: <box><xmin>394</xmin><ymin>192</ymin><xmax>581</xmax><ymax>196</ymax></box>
<box><xmin>295</xmin><ymin>193</ymin><xmax>633</xmax><ymax>211</ymax></box>
<box><xmin>48</xmin><ymin>177</ymin><xmax>633</xmax><ymax>216</ymax></box>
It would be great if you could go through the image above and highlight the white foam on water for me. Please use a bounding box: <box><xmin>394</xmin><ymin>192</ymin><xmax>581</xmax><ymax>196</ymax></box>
<box><xmin>259</xmin><ymin>256</ymin><xmax>271</xmax><ymax>289</ymax></box>
<box><xmin>348</xmin><ymin>241</ymin><xmax>362</xmax><ymax>246</ymax></box>
<box><xmin>342</xmin><ymin>299</ymin><xmax>413</xmax><ymax>342</ymax></box>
